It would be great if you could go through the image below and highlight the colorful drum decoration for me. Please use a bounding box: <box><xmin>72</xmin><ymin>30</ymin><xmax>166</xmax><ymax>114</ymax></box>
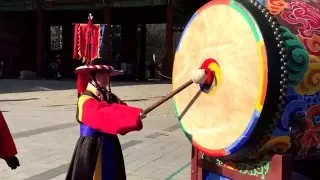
<box><xmin>173</xmin><ymin>0</ymin><xmax>320</xmax><ymax>160</ymax></box>
<box><xmin>257</xmin><ymin>0</ymin><xmax>320</xmax><ymax>160</ymax></box>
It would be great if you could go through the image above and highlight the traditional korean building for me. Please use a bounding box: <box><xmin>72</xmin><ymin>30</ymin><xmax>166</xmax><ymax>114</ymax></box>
<box><xmin>0</xmin><ymin>0</ymin><xmax>174</xmax><ymax>80</ymax></box>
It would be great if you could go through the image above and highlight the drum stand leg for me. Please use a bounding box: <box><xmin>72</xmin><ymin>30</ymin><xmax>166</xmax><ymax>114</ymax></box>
<box><xmin>191</xmin><ymin>147</ymin><xmax>203</xmax><ymax>180</ymax></box>
<box><xmin>191</xmin><ymin>146</ymin><xmax>293</xmax><ymax>180</ymax></box>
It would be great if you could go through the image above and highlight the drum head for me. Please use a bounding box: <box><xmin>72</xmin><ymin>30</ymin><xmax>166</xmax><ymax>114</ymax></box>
<box><xmin>172</xmin><ymin>0</ymin><xmax>287</xmax><ymax>159</ymax></box>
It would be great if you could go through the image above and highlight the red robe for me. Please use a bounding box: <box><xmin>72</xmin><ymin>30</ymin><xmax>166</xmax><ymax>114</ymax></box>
<box><xmin>78</xmin><ymin>93</ymin><xmax>142</xmax><ymax>134</ymax></box>
<box><xmin>0</xmin><ymin>111</ymin><xmax>17</xmax><ymax>159</ymax></box>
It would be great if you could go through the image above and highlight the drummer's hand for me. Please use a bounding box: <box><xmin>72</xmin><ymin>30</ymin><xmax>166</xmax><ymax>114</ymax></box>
<box><xmin>119</xmin><ymin>112</ymin><xmax>145</xmax><ymax>136</ymax></box>
<box><xmin>140</xmin><ymin>112</ymin><xmax>146</xmax><ymax>119</ymax></box>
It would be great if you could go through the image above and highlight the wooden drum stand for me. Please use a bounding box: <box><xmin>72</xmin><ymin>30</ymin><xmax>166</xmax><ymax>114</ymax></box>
<box><xmin>191</xmin><ymin>148</ymin><xmax>293</xmax><ymax>180</ymax></box>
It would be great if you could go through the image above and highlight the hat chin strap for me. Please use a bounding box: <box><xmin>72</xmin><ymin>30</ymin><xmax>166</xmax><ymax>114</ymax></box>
<box><xmin>90</xmin><ymin>75</ymin><xmax>111</xmax><ymax>101</ymax></box>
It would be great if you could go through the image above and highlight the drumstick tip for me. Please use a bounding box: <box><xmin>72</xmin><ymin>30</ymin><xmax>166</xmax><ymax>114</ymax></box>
<box><xmin>191</xmin><ymin>69</ymin><xmax>206</xmax><ymax>84</ymax></box>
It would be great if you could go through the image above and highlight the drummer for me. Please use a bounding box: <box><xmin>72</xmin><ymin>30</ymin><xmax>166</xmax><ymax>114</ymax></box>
<box><xmin>66</xmin><ymin>57</ymin><xmax>146</xmax><ymax>180</ymax></box>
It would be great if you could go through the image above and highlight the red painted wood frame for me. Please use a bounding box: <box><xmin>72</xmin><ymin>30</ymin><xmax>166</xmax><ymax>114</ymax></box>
<box><xmin>191</xmin><ymin>147</ymin><xmax>293</xmax><ymax>180</ymax></box>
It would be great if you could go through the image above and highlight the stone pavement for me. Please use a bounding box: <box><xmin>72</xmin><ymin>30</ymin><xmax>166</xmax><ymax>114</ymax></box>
<box><xmin>0</xmin><ymin>79</ymin><xmax>191</xmax><ymax>180</ymax></box>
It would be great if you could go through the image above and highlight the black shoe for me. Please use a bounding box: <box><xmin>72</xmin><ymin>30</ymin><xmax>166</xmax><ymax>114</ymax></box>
<box><xmin>5</xmin><ymin>156</ymin><xmax>20</xmax><ymax>170</ymax></box>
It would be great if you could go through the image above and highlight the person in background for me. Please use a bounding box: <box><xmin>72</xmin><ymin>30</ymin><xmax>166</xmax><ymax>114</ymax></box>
<box><xmin>0</xmin><ymin>60</ymin><xmax>4</xmax><ymax>78</ymax></box>
<box><xmin>55</xmin><ymin>54</ymin><xmax>63</xmax><ymax>80</ymax></box>
<box><xmin>0</xmin><ymin>111</ymin><xmax>20</xmax><ymax>170</ymax></box>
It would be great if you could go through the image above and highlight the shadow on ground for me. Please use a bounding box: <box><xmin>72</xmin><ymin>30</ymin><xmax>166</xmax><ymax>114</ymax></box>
<box><xmin>0</xmin><ymin>98</ymin><xmax>39</xmax><ymax>102</ymax></box>
<box><xmin>41</xmin><ymin>96</ymin><xmax>166</xmax><ymax>108</ymax></box>
<box><xmin>0</xmin><ymin>79</ymin><xmax>171</xmax><ymax>94</ymax></box>
<box><xmin>123</xmin><ymin>96</ymin><xmax>166</xmax><ymax>102</ymax></box>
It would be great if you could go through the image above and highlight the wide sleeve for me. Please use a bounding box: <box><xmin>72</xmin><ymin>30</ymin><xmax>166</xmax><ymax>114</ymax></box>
<box><xmin>78</xmin><ymin>95</ymin><xmax>143</xmax><ymax>135</ymax></box>
<box><xmin>0</xmin><ymin>112</ymin><xmax>18</xmax><ymax>159</ymax></box>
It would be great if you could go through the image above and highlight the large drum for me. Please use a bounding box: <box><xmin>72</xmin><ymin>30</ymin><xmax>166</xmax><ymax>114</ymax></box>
<box><xmin>172</xmin><ymin>0</ymin><xmax>320</xmax><ymax>160</ymax></box>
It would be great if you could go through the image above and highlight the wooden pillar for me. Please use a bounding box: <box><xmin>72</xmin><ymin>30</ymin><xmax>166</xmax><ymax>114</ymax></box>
<box><xmin>121</xmin><ymin>24</ymin><xmax>137</xmax><ymax>80</ymax></box>
<box><xmin>164</xmin><ymin>1</ymin><xmax>174</xmax><ymax>78</ymax></box>
<box><xmin>62</xmin><ymin>22</ymin><xmax>73</xmax><ymax>77</ymax></box>
<box><xmin>138</xmin><ymin>24</ymin><xmax>146</xmax><ymax>80</ymax></box>
<box><xmin>104</xmin><ymin>6</ymin><xmax>112</xmax><ymax>62</ymax></box>
<box><xmin>36</xmin><ymin>4</ymin><xmax>44</xmax><ymax>76</ymax></box>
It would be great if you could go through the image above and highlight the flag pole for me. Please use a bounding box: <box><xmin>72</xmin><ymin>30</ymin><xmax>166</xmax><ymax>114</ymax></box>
<box><xmin>87</xmin><ymin>13</ymin><xmax>94</xmax><ymax>65</ymax></box>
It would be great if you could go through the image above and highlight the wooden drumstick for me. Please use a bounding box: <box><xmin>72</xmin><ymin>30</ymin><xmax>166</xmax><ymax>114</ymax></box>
<box><xmin>142</xmin><ymin>69</ymin><xmax>207</xmax><ymax>115</ymax></box>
